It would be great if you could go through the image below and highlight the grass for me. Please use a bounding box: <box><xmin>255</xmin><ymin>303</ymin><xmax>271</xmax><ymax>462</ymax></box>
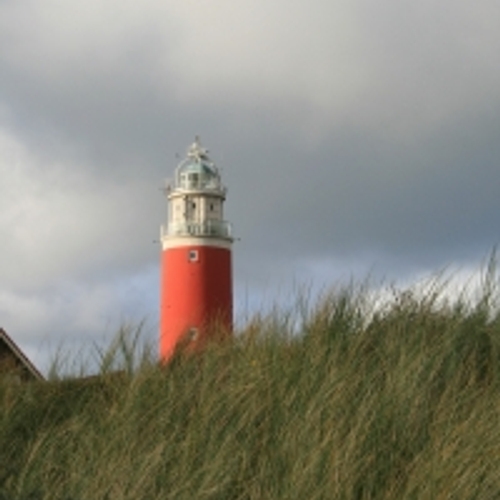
<box><xmin>2</xmin><ymin>266</ymin><xmax>500</xmax><ymax>499</ymax></box>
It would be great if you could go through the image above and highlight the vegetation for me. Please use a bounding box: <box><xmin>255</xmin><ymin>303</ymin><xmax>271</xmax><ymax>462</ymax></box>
<box><xmin>2</xmin><ymin>266</ymin><xmax>500</xmax><ymax>499</ymax></box>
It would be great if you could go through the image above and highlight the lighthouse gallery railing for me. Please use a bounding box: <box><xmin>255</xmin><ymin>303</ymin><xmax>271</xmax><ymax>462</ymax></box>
<box><xmin>162</xmin><ymin>220</ymin><xmax>232</xmax><ymax>239</ymax></box>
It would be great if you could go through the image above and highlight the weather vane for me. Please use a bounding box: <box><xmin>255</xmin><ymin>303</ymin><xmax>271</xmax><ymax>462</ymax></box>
<box><xmin>187</xmin><ymin>136</ymin><xmax>211</xmax><ymax>163</ymax></box>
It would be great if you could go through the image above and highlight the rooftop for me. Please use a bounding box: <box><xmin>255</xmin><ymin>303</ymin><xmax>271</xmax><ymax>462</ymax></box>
<box><xmin>174</xmin><ymin>137</ymin><xmax>224</xmax><ymax>192</ymax></box>
<box><xmin>0</xmin><ymin>328</ymin><xmax>44</xmax><ymax>382</ymax></box>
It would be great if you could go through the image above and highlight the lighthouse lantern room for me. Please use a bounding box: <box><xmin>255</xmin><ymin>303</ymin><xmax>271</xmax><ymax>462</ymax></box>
<box><xmin>160</xmin><ymin>137</ymin><xmax>233</xmax><ymax>360</ymax></box>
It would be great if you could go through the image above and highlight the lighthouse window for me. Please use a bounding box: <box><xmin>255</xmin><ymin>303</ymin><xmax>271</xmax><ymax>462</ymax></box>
<box><xmin>180</xmin><ymin>173</ymin><xmax>188</xmax><ymax>188</ymax></box>
<box><xmin>188</xmin><ymin>328</ymin><xmax>199</xmax><ymax>341</ymax></box>
<box><xmin>188</xmin><ymin>173</ymin><xmax>199</xmax><ymax>188</ymax></box>
<box><xmin>188</xmin><ymin>250</ymin><xmax>199</xmax><ymax>262</ymax></box>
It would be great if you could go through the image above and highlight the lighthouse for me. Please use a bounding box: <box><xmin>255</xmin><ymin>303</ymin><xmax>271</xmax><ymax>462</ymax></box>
<box><xmin>160</xmin><ymin>137</ymin><xmax>233</xmax><ymax>360</ymax></box>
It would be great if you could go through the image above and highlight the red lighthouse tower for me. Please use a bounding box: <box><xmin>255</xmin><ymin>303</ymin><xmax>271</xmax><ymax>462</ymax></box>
<box><xmin>160</xmin><ymin>137</ymin><xmax>233</xmax><ymax>360</ymax></box>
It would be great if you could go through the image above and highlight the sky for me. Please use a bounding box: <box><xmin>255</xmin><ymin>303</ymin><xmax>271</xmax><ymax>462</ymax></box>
<box><xmin>1</xmin><ymin>0</ymin><xmax>499</xmax><ymax>374</ymax></box>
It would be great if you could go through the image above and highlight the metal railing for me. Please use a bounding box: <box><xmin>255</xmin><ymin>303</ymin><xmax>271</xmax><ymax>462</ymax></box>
<box><xmin>177</xmin><ymin>178</ymin><xmax>223</xmax><ymax>191</ymax></box>
<box><xmin>163</xmin><ymin>179</ymin><xmax>226</xmax><ymax>194</ymax></box>
<box><xmin>162</xmin><ymin>220</ymin><xmax>232</xmax><ymax>239</ymax></box>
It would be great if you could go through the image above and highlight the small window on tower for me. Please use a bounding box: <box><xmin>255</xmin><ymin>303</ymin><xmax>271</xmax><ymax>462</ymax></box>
<box><xmin>210</xmin><ymin>203</ymin><xmax>214</xmax><ymax>211</ymax></box>
<box><xmin>188</xmin><ymin>250</ymin><xmax>199</xmax><ymax>262</ymax></box>
<box><xmin>188</xmin><ymin>328</ymin><xmax>199</xmax><ymax>341</ymax></box>
<box><xmin>191</xmin><ymin>202</ymin><xmax>196</xmax><ymax>209</ymax></box>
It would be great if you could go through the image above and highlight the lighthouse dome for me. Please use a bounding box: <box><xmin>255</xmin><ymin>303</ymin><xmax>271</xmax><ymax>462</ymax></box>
<box><xmin>175</xmin><ymin>137</ymin><xmax>223</xmax><ymax>191</ymax></box>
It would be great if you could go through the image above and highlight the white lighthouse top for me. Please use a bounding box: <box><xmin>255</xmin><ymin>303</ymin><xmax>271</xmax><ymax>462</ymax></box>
<box><xmin>174</xmin><ymin>137</ymin><xmax>224</xmax><ymax>192</ymax></box>
<box><xmin>161</xmin><ymin>136</ymin><xmax>232</xmax><ymax>244</ymax></box>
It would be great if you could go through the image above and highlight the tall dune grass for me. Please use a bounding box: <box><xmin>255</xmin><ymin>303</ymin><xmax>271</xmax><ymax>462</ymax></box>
<box><xmin>2</xmin><ymin>268</ymin><xmax>500</xmax><ymax>499</ymax></box>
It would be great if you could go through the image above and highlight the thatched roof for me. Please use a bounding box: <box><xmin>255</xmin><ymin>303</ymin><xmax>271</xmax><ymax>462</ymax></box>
<box><xmin>0</xmin><ymin>328</ymin><xmax>44</xmax><ymax>382</ymax></box>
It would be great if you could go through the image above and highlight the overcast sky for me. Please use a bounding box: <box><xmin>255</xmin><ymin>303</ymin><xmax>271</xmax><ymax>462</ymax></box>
<box><xmin>1</xmin><ymin>0</ymin><xmax>499</xmax><ymax>373</ymax></box>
